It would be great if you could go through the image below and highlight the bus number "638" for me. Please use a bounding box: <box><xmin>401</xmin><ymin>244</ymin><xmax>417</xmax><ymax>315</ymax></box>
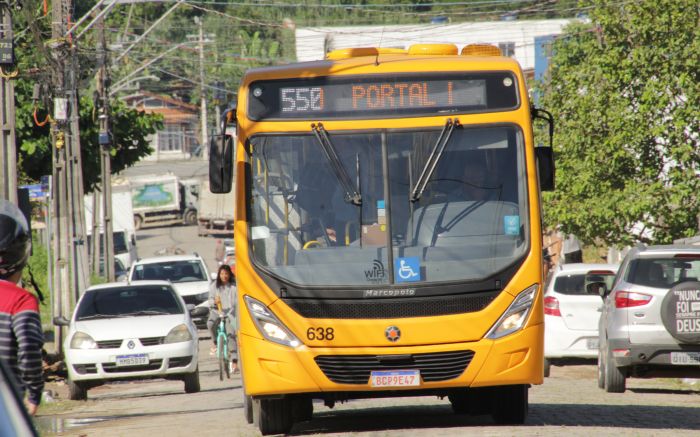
<box><xmin>306</xmin><ymin>327</ymin><xmax>334</xmax><ymax>341</ymax></box>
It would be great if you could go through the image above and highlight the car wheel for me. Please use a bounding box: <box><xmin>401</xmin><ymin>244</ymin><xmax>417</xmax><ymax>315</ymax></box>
<box><xmin>68</xmin><ymin>379</ymin><xmax>88</xmax><ymax>401</ymax></box>
<box><xmin>604</xmin><ymin>344</ymin><xmax>626</xmax><ymax>393</ymax></box>
<box><xmin>491</xmin><ymin>384</ymin><xmax>528</xmax><ymax>424</ymax></box>
<box><xmin>544</xmin><ymin>358</ymin><xmax>551</xmax><ymax>378</ymax></box>
<box><xmin>597</xmin><ymin>344</ymin><xmax>606</xmax><ymax>389</ymax></box>
<box><xmin>134</xmin><ymin>215</ymin><xmax>143</xmax><ymax>230</ymax></box>
<box><xmin>183</xmin><ymin>367</ymin><xmax>201</xmax><ymax>393</ymax></box>
<box><xmin>253</xmin><ymin>397</ymin><xmax>294</xmax><ymax>436</ymax></box>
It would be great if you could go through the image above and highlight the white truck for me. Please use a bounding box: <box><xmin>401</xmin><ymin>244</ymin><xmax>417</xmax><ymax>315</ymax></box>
<box><xmin>85</xmin><ymin>186</ymin><xmax>138</xmax><ymax>271</ymax></box>
<box><xmin>197</xmin><ymin>179</ymin><xmax>235</xmax><ymax>237</ymax></box>
<box><xmin>128</xmin><ymin>174</ymin><xmax>199</xmax><ymax>229</ymax></box>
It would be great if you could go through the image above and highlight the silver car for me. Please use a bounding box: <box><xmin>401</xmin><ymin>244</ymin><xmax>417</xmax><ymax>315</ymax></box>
<box><xmin>598</xmin><ymin>245</ymin><xmax>700</xmax><ymax>392</ymax></box>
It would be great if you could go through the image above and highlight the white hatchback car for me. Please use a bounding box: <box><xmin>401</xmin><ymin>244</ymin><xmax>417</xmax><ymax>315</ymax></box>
<box><xmin>55</xmin><ymin>281</ymin><xmax>205</xmax><ymax>400</ymax></box>
<box><xmin>544</xmin><ymin>263</ymin><xmax>618</xmax><ymax>376</ymax></box>
<box><xmin>129</xmin><ymin>254</ymin><xmax>213</xmax><ymax>328</ymax></box>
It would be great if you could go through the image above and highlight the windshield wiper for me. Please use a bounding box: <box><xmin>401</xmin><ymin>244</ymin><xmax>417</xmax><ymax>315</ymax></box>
<box><xmin>311</xmin><ymin>123</ymin><xmax>362</xmax><ymax>206</ymax></box>
<box><xmin>122</xmin><ymin>310</ymin><xmax>173</xmax><ymax>316</ymax></box>
<box><xmin>77</xmin><ymin>314</ymin><xmax>127</xmax><ymax>321</ymax></box>
<box><xmin>410</xmin><ymin>118</ymin><xmax>460</xmax><ymax>202</ymax></box>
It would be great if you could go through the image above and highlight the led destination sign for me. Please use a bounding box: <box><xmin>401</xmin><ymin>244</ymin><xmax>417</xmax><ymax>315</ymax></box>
<box><xmin>248</xmin><ymin>73</ymin><xmax>518</xmax><ymax>120</ymax></box>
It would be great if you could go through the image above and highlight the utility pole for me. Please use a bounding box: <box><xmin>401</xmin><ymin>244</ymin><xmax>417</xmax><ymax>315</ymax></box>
<box><xmin>96</xmin><ymin>7</ymin><xmax>114</xmax><ymax>282</ymax></box>
<box><xmin>50</xmin><ymin>0</ymin><xmax>71</xmax><ymax>353</ymax></box>
<box><xmin>67</xmin><ymin>36</ymin><xmax>89</xmax><ymax>301</ymax></box>
<box><xmin>197</xmin><ymin>16</ymin><xmax>208</xmax><ymax>159</ymax></box>
<box><xmin>0</xmin><ymin>0</ymin><xmax>17</xmax><ymax>203</ymax></box>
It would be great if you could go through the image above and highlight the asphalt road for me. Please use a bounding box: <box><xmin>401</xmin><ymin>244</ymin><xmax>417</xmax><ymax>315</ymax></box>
<box><xmin>35</xmin><ymin>225</ymin><xmax>700</xmax><ymax>436</ymax></box>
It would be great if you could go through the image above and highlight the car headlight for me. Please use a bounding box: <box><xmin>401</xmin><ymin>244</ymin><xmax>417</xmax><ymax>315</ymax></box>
<box><xmin>486</xmin><ymin>284</ymin><xmax>539</xmax><ymax>340</ymax></box>
<box><xmin>196</xmin><ymin>292</ymin><xmax>209</xmax><ymax>302</ymax></box>
<box><xmin>244</xmin><ymin>296</ymin><xmax>300</xmax><ymax>348</ymax></box>
<box><xmin>70</xmin><ymin>332</ymin><xmax>97</xmax><ymax>350</ymax></box>
<box><xmin>163</xmin><ymin>324</ymin><xmax>193</xmax><ymax>344</ymax></box>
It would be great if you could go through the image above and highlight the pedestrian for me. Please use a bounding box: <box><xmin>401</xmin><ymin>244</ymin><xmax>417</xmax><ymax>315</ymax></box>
<box><xmin>207</xmin><ymin>264</ymin><xmax>238</xmax><ymax>372</ymax></box>
<box><xmin>561</xmin><ymin>234</ymin><xmax>583</xmax><ymax>264</ymax></box>
<box><xmin>214</xmin><ymin>239</ymin><xmax>225</xmax><ymax>265</ymax></box>
<box><xmin>0</xmin><ymin>200</ymin><xmax>44</xmax><ymax>416</ymax></box>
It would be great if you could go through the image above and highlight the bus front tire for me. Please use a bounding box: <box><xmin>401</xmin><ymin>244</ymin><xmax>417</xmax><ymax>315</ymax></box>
<box><xmin>449</xmin><ymin>388</ymin><xmax>491</xmax><ymax>415</ymax></box>
<box><xmin>243</xmin><ymin>394</ymin><xmax>254</xmax><ymax>424</ymax></box>
<box><xmin>253</xmin><ymin>397</ymin><xmax>294</xmax><ymax>436</ymax></box>
<box><xmin>491</xmin><ymin>384</ymin><xmax>528</xmax><ymax>425</ymax></box>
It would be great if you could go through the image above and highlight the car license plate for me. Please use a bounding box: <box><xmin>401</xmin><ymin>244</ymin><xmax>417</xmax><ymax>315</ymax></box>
<box><xmin>115</xmin><ymin>354</ymin><xmax>149</xmax><ymax>367</ymax></box>
<box><xmin>671</xmin><ymin>352</ymin><xmax>700</xmax><ymax>365</ymax></box>
<box><xmin>586</xmin><ymin>338</ymin><xmax>599</xmax><ymax>350</ymax></box>
<box><xmin>370</xmin><ymin>370</ymin><xmax>420</xmax><ymax>387</ymax></box>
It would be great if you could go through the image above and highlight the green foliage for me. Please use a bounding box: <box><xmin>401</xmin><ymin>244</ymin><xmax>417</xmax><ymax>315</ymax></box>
<box><xmin>12</xmin><ymin>6</ymin><xmax>163</xmax><ymax>191</ymax></box>
<box><xmin>537</xmin><ymin>0</ymin><xmax>700</xmax><ymax>246</ymax></box>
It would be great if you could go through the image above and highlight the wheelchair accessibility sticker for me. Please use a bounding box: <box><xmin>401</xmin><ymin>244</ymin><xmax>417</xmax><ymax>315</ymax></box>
<box><xmin>504</xmin><ymin>215</ymin><xmax>520</xmax><ymax>236</ymax></box>
<box><xmin>394</xmin><ymin>257</ymin><xmax>421</xmax><ymax>283</ymax></box>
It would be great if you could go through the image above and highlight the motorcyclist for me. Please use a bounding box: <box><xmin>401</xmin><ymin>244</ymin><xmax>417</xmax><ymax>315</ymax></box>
<box><xmin>0</xmin><ymin>200</ymin><xmax>44</xmax><ymax>415</ymax></box>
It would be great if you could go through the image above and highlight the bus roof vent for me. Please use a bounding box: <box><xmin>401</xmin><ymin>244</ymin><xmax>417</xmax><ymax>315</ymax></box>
<box><xmin>326</xmin><ymin>47</ymin><xmax>407</xmax><ymax>60</ymax></box>
<box><xmin>461</xmin><ymin>44</ymin><xmax>502</xmax><ymax>57</ymax></box>
<box><xmin>408</xmin><ymin>44</ymin><xmax>458</xmax><ymax>56</ymax></box>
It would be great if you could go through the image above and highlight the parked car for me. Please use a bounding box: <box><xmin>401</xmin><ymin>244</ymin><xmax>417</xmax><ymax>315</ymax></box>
<box><xmin>598</xmin><ymin>245</ymin><xmax>700</xmax><ymax>393</ymax></box>
<box><xmin>98</xmin><ymin>257</ymin><xmax>128</xmax><ymax>282</ymax></box>
<box><xmin>55</xmin><ymin>281</ymin><xmax>205</xmax><ymax>400</ymax></box>
<box><xmin>544</xmin><ymin>263</ymin><xmax>618</xmax><ymax>376</ymax></box>
<box><xmin>129</xmin><ymin>254</ymin><xmax>212</xmax><ymax>328</ymax></box>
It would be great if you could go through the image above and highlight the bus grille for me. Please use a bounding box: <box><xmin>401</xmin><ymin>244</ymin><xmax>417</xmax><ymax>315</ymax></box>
<box><xmin>314</xmin><ymin>350</ymin><xmax>475</xmax><ymax>385</ymax></box>
<box><xmin>283</xmin><ymin>292</ymin><xmax>497</xmax><ymax>319</ymax></box>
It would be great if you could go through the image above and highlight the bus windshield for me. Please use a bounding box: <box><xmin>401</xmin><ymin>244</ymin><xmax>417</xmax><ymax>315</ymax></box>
<box><xmin>248</xmin><ymin>125</ymin><xmax>529</xmax><ymax>287</ymax></box>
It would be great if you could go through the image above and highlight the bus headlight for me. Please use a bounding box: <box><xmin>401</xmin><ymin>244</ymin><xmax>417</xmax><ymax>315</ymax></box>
<box><xmin>244</xmin><ymin>296</ymin><xmax>301</xmax><ymax>348</ymax></box>
<box><xmin>486</xmin><ymin>284</ymin><xmax>538</xmax><ymax>340</ymax></box>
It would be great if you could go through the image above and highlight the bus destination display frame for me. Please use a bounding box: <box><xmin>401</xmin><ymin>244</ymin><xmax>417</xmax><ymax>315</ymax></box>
<box><xmin>247</xmin><ymin>72</ymin><xmax>519</xmax><ymax>121</ymax></box>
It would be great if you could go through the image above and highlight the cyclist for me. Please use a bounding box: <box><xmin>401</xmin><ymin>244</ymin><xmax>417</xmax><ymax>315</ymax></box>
<box><xmin>207</xmin><ymin>264</ymin><xmax>237</xmax><ymax>372</ymax></box>
<box><xmin>0</xmin><ymin>200</ymin><xmax>44</xmax><ymax>415</ymax></box>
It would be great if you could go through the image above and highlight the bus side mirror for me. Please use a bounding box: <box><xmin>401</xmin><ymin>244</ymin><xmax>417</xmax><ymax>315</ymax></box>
<box><xmin>536</xmin><ymin>146</ymin><xmax>555</xmax><ymax>191</ymax></box>
<box><xmin>209</xmin><ymin>108</ymin><xmax>235</xmax><ymax>193</ymax></box>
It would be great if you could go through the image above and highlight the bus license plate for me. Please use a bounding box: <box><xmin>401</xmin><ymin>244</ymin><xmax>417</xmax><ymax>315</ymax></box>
<box><xmin>586</xmin><ymin>338</ymin><xmax>599</xmax><ymax>350</ymax></box>
<box><xmin>115</xmin><ymin>354</ymin><xmax>149</xmax><ymax>367</ymax></box>
<box><xmin>671</xmin><ymin>352</ymin><xmax>700</xmax><ymax>365</ymax></box>
<box><xmin>370</xmin><ymin>370</ymin><xmax>420</xmax><ymax>387</ymax></box>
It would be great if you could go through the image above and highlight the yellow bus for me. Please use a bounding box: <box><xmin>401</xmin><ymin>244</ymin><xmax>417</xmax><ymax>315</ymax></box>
<box><xmin>210</xmin><ymin>43</ymin><xmax>555</xmax><ymax>435</ymax></box>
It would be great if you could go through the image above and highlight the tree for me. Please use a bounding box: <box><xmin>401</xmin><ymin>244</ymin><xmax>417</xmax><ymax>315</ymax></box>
<box><xmin>537</xmin><ymin>0</ymin><xmax>700</xmax><ymax>246</ymax></box>
<box><xmin>13</xmin><ymin>7</ymin><xmax>162</xmax><ymax>192</ymax></box>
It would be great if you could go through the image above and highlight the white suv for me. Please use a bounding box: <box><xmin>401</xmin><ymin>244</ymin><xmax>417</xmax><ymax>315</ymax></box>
<box><xmin>129</xmin><ymin>254</ymin><xmax>212</xmax><ymax>328</ymax></box>
<box><xmin>598</xmin><ymin>245</ymin><xmax>700</xmax><ymax>393</ymax></box>
<box><xmin>544</xmin><ymin>263</ymin><xmax>618</xmax><ymax>376</ymax></box>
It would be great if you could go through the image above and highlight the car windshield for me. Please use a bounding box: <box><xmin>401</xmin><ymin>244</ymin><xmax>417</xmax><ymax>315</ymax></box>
<box><xmin>627</xmin><ymin>257</ymin><xmax>700</xmax><ymax>288</ymax></box>
<box><xmin>131</xmin><ymin>260</ymin><xmax>208</xmax><ymax>283</ymax></box>
<box><xmin>75</xmin><ymin>285</ymin><xmax>183</xmax><ymax>320</ymax></box>
<box><xmin>554</xmin><ymin>272</ymin><xmax>616</xmax><ymax>295</ymax></box>
<box><xmin>247</xmin><ymin>125</ymin><xmax>529</xmax><ymax>287</ymax></box>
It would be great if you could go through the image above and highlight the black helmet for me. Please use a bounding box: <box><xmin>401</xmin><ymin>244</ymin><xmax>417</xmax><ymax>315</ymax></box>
<box><xmin>0</xmin><ymin>200</ymin><xmax>31</xmax><ymax>279</ymax></box>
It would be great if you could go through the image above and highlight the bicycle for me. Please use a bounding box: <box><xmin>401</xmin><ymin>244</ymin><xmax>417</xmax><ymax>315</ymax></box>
<box><xmin>215</xmin><ymin>303</ymin><xmax>234</xmax><ymax>381</ymax></box>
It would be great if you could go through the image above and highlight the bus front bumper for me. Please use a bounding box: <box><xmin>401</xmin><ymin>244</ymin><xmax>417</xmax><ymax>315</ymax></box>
<box><xmin>241</xmin><ymin>323</ymin><xmax>543</xmax><ymax>397</ymax></box>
